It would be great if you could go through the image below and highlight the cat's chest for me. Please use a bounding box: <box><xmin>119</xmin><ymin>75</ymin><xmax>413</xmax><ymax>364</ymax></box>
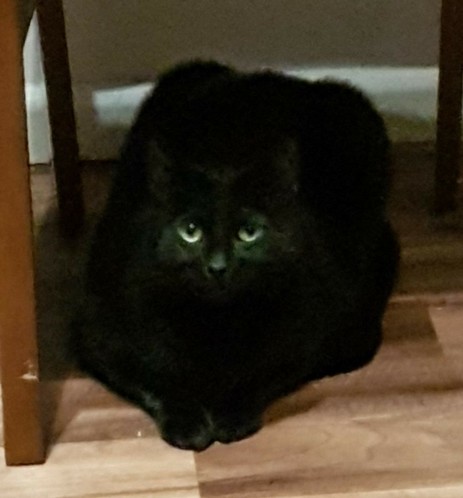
<box><xmin>177</xmin><ymin>308</ymin><xmax>271</xmax><ymax>347</ymax></box>
<box><xmin>159</xmin><ymin>304</ymin><xmax>278</xmax><ymax>364</ymax></box>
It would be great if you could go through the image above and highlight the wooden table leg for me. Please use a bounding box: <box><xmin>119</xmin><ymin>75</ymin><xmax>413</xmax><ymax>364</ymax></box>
<box><xmin>37</xmin><ymin>0</ymin><xmax>84</xmax><ymax>236</ymax></box>
<box><xmin>435</xmin><ymin>0</ymin><xmax>463</xmax><ymax>214</ymax></box>
<box><xmin>0</xmin><ymin>1</ymin><xmax>45</xmax><ymax>465</ymax></box>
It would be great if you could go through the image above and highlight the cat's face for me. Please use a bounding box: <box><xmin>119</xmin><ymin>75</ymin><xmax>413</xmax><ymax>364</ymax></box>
<box><xmin>155</xmin><ymin>211</ymin><xmax>300</xmax><ymax>304</ymax></box>
<box><xmin>135</xmin><ymin>139</ymin><xmax>304</xmax><ymax>302</ymax></box>
<box><xmin>156</xmin><ymin>209</ymin><xmax>273</xmax><ymax>284</ymax></box>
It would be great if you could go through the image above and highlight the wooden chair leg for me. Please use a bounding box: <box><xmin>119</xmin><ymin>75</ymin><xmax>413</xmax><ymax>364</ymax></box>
<box><xmin>435</xmin><ymin>0</ymin><xmax>463</xmax><ymax>214</ymax></box>
<box><xmin>0</xmin><ymin>0</ymin><xmax>45</xmax><ymax>466</ymax></box>
<box><xmin>36</xmin><ymin>0</ymin><xmax>84</xmax><ymax>236</ymax></box>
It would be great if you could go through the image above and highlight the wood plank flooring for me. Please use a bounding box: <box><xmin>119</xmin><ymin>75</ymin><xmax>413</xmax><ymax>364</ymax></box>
<box><xmin>3</xmin><ymin>301</ymin><xmax>463</xmax><ymax>497</ymax></box>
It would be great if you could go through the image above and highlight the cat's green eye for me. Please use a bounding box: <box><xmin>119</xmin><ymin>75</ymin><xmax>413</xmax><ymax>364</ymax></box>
<box><xmin>237</xmin><ymin>225</ymin><xmax>264</xmax><ymax>243</ymax></box>
<box><xmin>178</xmin><ymin>222</ymin><xmax>203</xmax><ymax>244</ymax></box>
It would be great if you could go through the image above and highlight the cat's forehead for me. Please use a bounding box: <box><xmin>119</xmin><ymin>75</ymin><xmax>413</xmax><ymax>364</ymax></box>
<box><xmin>173</xmin><ymin>165</ymin><xmax>294</xmax><ymax>222</ymax></box>
<box><xmin>153</xmin><ymin>133</ymin><xmax>300</xmax><ymax>214</ymax></box>
<box><xmin>186</xmin><ymin>137</ymin><xmax>297</xmax><ymax>182</ymax></box>
<box><xmin>182</xmin><ymin>160</ymin><xmax>276</xmax><ymax>198</ymax></box>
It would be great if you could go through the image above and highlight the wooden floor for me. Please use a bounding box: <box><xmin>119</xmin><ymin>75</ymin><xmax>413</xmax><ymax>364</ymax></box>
<box><xmin>2</xmin><ymin>302</ymin><xmax>463</xmax><ymax>497</ymax></box>
<box><xmin>2</xmin><ymin>143</ymin><xmax>463</xmax><ymax>497</ymax></box>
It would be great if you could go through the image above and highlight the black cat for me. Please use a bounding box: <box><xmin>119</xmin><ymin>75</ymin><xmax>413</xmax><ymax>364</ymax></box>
<box><xmin>72</xmin><ymin>61</ymin><xmax>400</xmax><ymax>451</ymax></box>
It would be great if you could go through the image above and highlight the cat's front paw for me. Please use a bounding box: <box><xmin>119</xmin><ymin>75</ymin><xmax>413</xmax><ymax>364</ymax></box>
<box><xmin>212</xmin><ymin>412</ymin><xmax>263</xmax><ymax>444</ymax></box>
<box><xmin>158</xmin><ymin>411</ymin><xmax>214</xmax><ymax>452</ymax></box>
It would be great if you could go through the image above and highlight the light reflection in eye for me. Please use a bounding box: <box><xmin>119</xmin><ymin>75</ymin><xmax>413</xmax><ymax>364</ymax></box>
<box><xmin>237</xmin><ymin>225</ymin><xmax>264</xmax><ymax>243</ymax></box>
<box><xmin>178</xmin><ymin>222</ymin><xmax>203</xmax><ymax>244</ymax></box>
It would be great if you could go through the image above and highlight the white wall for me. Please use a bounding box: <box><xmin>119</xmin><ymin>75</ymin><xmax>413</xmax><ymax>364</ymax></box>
<box><xmin>25</xmin><ymin>0</ymin><xmax>442</xmax><ymax>162</ymax></box>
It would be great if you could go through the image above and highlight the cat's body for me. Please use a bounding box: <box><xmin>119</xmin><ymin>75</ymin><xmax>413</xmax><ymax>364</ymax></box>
<box><xmin>72</xmin><ymin>61</ymin><xmax>400</xmax><ymax>451</ymax></box>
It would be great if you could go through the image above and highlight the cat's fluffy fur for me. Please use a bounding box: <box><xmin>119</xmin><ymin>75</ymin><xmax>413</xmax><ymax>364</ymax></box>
<box><xmin>72</xmin><ymin>61</ymin><xmax>400</xmax><ymax>451</ymax></box>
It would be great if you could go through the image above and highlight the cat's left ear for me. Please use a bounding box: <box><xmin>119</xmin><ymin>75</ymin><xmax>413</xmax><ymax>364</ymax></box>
<box><xmin>146</xmin><ymin>139</ymin><xmax>172</xmax><ymax>195</ymax></box>
<box><xmin>276</xmin><ymin>139</ymin><xmax>300</xmax><ymax>194</ymax></box>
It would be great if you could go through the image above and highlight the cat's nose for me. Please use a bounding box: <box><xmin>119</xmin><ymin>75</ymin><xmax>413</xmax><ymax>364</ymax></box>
<box><xmin>207</xmin><ymin>252</ymin><xmax>227</xmax><ymax>278</ymax></box>
<box><xmin>208</xmin><ymin>265</ymin><xmax>227</xmax><ymax>278</ymax></box>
